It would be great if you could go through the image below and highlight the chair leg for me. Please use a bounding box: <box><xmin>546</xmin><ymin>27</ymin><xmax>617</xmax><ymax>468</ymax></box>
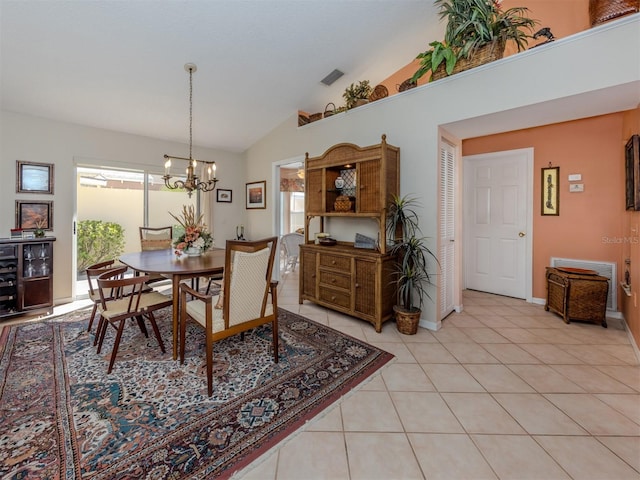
<box><xmin>180</xmin><ymin>305</ymin><xmax>187</xmax><ymax>364</ymax></box>
<box><xmin>94</xmin><ymin>315</ymin><xmax>105</xmax><ymax>347</ymax></box>
<box><xmin>135</xmin><ymin>315</ymin><xmax>149</xmax><ymax>337</ymax></box>
<box><xmin>87</xmin><ymin>303</ymin><xmax>98</xmax><ymax>332</ymax></box>
<box><xmin>107</xmin><ymin>320</ymin><xmax>126</xmax><ymax>374</ymax></box>
<box><xmin>146</xmin><ymin>312</ymin><xmax>165</xmax><ymax>353</ymax></box>
<box><xmin>96</xmin><ymin>316</ymin><xmax>109</xmax><ymax>353</ymax></box>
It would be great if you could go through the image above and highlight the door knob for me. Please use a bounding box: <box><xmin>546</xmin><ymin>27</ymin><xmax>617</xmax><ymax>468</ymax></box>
<box><xmin>518</xmin><ymin>232</ymin><xmax>526</xmax><ymax>237</ymax></box>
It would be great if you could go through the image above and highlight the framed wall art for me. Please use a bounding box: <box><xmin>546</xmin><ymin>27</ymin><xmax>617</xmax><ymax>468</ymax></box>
<box><xmin>216</xmin><ymin>189</ymin><xmax>232</xmax><ymax>203</ymax></box>
<box><xmin>246</xmin><ymin>181</ymin><xmax>266</xmax><ymax>209</ymax></box>
<box><xmin>625</xmin><ymin>134</ymin><xmax>640</xmax><ymax>211</ymax></box>
<box><xmin>16</xmin><ymin>200</ymin><xmax>54</xmax><ymax>230</ymax></box>
<box><xmin>16</xmin><ymin>160</ymin><xmax>54</xmax><ymax>194</ymax></box>
<box><xmin>541</xmin><ymin>166</ymin><xmax>559</xmax><ymax>216</ymax></box>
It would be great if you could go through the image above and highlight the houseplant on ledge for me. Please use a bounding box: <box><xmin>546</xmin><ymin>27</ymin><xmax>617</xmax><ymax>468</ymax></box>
<box><xmin>411</xmin><ymin>0</ymin><xmax>537</xmax><ymax>82</ymax></box>
<box><xmin>343</xmin><ymin>80</ymin><xmax>373</xmax><ymax>109</ymax></box>
<box><xmin>387</xmin><ymin>195</ymin><xmax>438</xmax><ymax>335</ymax></box>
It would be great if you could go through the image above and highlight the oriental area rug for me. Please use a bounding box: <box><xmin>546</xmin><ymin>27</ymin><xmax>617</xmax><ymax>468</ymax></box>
<box><xmin>0</xmin><ymin>307</ymin><xmax>393</xmax><ymax>479</ymax></box>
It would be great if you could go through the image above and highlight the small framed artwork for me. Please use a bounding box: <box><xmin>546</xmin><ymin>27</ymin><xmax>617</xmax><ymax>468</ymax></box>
<box><xmin>246</xmin><ymin>181</ymin><xmax>266</xmax><ymax>209</ymax></box>
<box><xmin>541</xmin><ymin>166</ymin><xmax>559</xmax><ymax>216</ymax></box>
<box><xmin>625</xmin><ymin>134</ymin><xmax>640</xmax><ymax>211</ymax></box>
<box><xmin>16</xmin><ymin>160</ymin><xmax>54</xmax><ymax>194</ymax></box>
<box><xmin>216</xmin><ymin>188</ymin><xmax>232</xmax><ymax>203</ymax></box>
<box><xmin>15</xmin><ymin>200</ymin><xmax>53</xmax><ymax>230</ymax></box>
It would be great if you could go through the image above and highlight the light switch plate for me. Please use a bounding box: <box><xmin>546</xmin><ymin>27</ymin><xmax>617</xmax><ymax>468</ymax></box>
<box><xmin>569</xmin><ymin>183</ymin><xmax>584</xmax><ymax>192</ymax></box>
<box><xmin>568</xmin><ymin>174</ymin><xmax>582</xmax><ymax>181</ymax></box>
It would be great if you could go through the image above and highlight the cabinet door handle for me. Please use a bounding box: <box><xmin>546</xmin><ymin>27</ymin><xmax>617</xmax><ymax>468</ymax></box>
<box><xmin>331</xmin><ymin>260</ymin><xmax>336</xmax><ymax>265</ymax></box>
<box><xmin>355</xmin><ymin>283</ymin><xmax>360</xmax><ymax>288</ymax></box>
<box><xmin>331</xmin><ymin>278</ymin><xmax>336</xmax><ymax>283</ymax></box>
<box><xmin>331</xmin><ymin>296</ymin><xmax>336</xmax><ymax>301</ymax></box>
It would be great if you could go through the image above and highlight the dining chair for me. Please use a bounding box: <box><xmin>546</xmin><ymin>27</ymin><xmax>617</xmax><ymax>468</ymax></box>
<box><xmin>139</xmin><ymin>226</ymin><xmax>173</xmax><ymax>251</ymax></box>
<box><xmin>86</xmin><ymin>259</ymin><xmax>117</xmax><ymax>333</ymax></box>
<box><xmin>95</xmin><ymin>267</ymin><xmax>173</xmax><ymax>373</ymax></box>
<box><xmin>280</xmin><ymin>232</ymin><xmax>304</xmax><ymax>272</ymax></box>
<box><xmin>179</xmin><ymin>237</ymin><xmax>279</xmax><ymax>396</ymax></box>
<box><xmin>139</xmin><ymin>226</ymin><xmax>173</xmax><ymax>284</ymax></box>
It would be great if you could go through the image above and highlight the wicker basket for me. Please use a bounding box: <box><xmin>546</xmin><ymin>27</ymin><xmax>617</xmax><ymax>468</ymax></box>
<box><xmin>334</xmin><ymin>195</ymin><xmax>352</xmax><ymax>212</ymax></box>
<box><xmin>394</xmin><ymin>306</ymin><xmax>420</xmax><ymax>335</ymax></box>
<box><xmin>368</xmin><ymin>84</ymin><xmax>389</xmax><ymax>102</ymax></box>
<box><xmin>431</xmin><ymin>39</ymin><xmax>506</xmax><ymax>81</ymax></box>
<box><xmin>589</xmin><ymin>0</ymin><xmax>639</xmax><ymax>26</ymax></box>
<box><xmin>397</xmin><ymin>79</ymin><xmax>417</xmax><ymax>92</ymax></box>
<box><xmin>324</xmin><ymin>102</ymin><xmax>336</xmax><ymax>117</ymax></box>
<box><xmin>308</xmin><ymin>112</ymin><xmax>323</xmax><ymax>123</ymax></box>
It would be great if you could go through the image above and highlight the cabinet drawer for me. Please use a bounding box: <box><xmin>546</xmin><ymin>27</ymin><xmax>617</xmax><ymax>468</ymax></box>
<box><xmin>319</xmin><ymin>270</ymin><xmax>351</xmax><ymax>290</ymax></box>
<box><xmin>318</xmin><ymin>254</ymin><xmax>351</xmax><ymax>271</ymax></box>
<box><xmin>319</xmin><ymin>287</ymin><xmax>351</xmax><ymax>309</ymax></box>
<box><xmin>0</xmin><ymin>245</ymin><xmax>17</xmax><ymax>259</ymax></box>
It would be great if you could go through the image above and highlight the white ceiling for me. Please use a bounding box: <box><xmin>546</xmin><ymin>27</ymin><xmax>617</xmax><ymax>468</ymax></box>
<box><xmin>0</xmin><ymin>0</ymin><xmax>442</xmax><ymax>153</ymax></box>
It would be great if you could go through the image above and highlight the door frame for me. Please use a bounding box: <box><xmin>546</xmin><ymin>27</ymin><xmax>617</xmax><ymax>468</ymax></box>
<box><xmin>462</xmin><ymin>148</ymin><xmax>534</xmax><ymax>303</ymax></box>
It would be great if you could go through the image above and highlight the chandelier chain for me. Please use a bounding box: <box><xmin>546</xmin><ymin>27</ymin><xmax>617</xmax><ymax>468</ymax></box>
<box><xmin>189</xmin><ymin>66</ymin><xmax>193</xmax><ymax>160</ymax></box>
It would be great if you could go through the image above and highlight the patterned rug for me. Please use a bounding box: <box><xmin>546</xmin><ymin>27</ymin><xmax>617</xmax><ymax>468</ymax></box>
<box><xmin>0</xmin><ymin>306</ymin><xmax>393</xmax><ymax>479</ymax></box>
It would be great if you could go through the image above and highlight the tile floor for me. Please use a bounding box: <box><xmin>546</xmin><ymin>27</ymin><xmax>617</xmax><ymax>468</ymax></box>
<box><xmin>236</xmin><ymin>267</ymin><xmax>640</xmax><ymax>480</ymax></box>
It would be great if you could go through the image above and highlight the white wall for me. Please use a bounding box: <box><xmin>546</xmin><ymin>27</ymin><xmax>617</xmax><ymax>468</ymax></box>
<box><xmin>0</xmin><ymin>112</ymin><xmax>245</xmax><ymax>303</ymax></box>
<box><xmin>244</xmin><ymin>16</ymin><xmax>640</xmax><ymax>324</ymax></box>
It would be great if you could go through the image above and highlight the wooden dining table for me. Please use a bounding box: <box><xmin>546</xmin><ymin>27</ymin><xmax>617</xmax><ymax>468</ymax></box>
<box><xmin>119</xmin><ymin>248</ymin><xmax>225</xmax><ymax>360</ymax></box>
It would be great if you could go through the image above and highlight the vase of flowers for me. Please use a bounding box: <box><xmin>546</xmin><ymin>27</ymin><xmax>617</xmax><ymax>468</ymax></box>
<box><xmin>169</xmin><ymin>205</ymin><xmax>214</xmax><ymax>256</ymax></box>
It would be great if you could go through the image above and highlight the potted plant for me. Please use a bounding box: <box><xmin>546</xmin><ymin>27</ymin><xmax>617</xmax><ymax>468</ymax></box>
<box><xmin>411</xmin><ymin>40</ymin><xmax>459</xmax><ymax>83</ymax></box>
<box><xmin>342</xmin><ymin>80</ymin><xmax>373</xmax><ymax>109</ymax></box>
<box><xmin>386</xmin><ymin>195</ymin><xmax>438</xmax><ymax>335</ymax></box>
<box><xmin>412</xmin><ymin>0</ymin><xmax>537</xmax><ymax>82</ymax></box>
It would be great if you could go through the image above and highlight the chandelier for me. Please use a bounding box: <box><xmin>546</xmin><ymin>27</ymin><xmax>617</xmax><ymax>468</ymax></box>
<box><xmin>163</xmin><ymin>63</ymin><xmax>218</xmax><ymax>198</ymax></box>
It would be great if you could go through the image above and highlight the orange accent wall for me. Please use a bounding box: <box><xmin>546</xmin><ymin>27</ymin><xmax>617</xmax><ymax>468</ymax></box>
<box><xmin>621</xmin><ymin>107</ymin><xmax>640</xmax><ymax>346</ymax></box>
<box><xmin>463</xmin><ymin>113</ymin><xmax>627</xmax><ymax>310</ymax></box>
<box><xmin>380</xmin><ymin>0</ymin><xmax>591</xmax><ymax>93</ymax></box>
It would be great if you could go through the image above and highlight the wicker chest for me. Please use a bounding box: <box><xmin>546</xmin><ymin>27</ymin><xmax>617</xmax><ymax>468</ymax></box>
<box><xmin>545</xmin><ymin>267</ymin><xmax>609</xmax><ymax>328</ymax></box>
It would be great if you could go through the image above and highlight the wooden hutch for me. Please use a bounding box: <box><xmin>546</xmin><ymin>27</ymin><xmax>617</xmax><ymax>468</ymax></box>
<box><xmin>0</xmin><ymin>237</ymin><xmax>56</xmax><ymax>319</ymax></box>
<box><xmin>299</xmin><ymin>135</ymin><xmax>399</xmax><ymax>332</ymax></box>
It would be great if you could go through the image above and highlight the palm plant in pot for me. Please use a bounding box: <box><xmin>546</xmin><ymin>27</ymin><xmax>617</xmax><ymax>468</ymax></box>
<box><xmin>387</xmin><ymin>195</ymin><xmax>438</xmax><ymax>335</ymax></box>
<box><xmin>412</xmin><ymin>0</ymin><xmax>537</xmax><ymax>82</ymax></box>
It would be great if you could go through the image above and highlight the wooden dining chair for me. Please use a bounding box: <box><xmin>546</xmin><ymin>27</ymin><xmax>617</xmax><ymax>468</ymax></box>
<box><xmin>95</xmin><ymin>267</ymin><xmax>173</xmax><ymax>373</ymax></box>
<box><xmin>139</xmin><ymin>226</ymin><xmax>173</xmax><ymax>284</ymax></box>
<box><xmin>86</xmin><ymin>259</ymin><xmax>117</xmax><ymax>333</ymax></box>
<box><xmin>179</xmin><ymin>237</ymin><xmax>279</xmax><ymax>396</ymax></box>
<box><xmin>139</xmin><ymin>226</ymin><xmax>173</xmax><ymax>251</ymax></box>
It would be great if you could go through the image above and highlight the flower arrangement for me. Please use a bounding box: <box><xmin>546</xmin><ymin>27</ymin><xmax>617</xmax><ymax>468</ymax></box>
<box><xmin>169</xmin><ymin>205</ymin><xmax>213</xmax><ymax>256</ymax></box>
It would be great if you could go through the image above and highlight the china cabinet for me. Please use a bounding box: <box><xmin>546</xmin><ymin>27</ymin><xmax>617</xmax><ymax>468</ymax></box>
<box><xmin>0</xmin><ymin>237</ymin><xmax>55</xmax><ymax>319</ymax></box>
<box><xmin>299</xmin><ymin>135</ymin><xmax>399</xmax><ymax>331</ymax></box>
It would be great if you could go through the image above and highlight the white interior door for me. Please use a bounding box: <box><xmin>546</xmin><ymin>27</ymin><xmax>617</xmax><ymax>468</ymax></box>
<box><xmin>463</xmin><ymin>149</ymin><xmax>533</xmax><ymax>299</ymax></box>
<box><xmin>440</xmin><ymin>140</ymin><xmax>456</xmax><ymax>319</ymax></box>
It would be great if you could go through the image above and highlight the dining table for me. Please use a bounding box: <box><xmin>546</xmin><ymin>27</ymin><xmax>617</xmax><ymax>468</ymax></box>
<box><xmin>119</xmin><ymin>248</ymin><xmax>225</xmax><ymax>360</ymax></box>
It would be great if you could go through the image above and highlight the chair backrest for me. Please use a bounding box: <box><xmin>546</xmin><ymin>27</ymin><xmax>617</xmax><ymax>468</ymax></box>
<box><xmin>97</xmin><ymin>266</ymin><xmax>149</xmax><ymax>314</ymax></box>
<box><xmin>281</xmin><ymin>232</ymin><xmax>304</xmax><ymax>256</ymax></box>
<box><xmin>139</xmin><ymin>226</ymin><xmax>173</xmax><ymax>251</ymax></box>
<box><xmin>86</xmin><ymin>259</ymin><xmax>116</xmax><ymax>297</ymax></box>
<box><xmin>224</xmin><ymin>237</ymin><xmax>277</xmax><ymax>327</ymax></box>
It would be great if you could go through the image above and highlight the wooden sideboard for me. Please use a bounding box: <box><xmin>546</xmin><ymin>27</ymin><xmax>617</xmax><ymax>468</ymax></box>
<box><xmin>0</xmin><ymin>237</ymin><xmax>56</xmax><ymax>319</ymax></box>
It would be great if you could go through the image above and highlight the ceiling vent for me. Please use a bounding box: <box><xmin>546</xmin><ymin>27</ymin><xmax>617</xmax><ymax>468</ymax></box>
<box><xmin>321</xmin><ymin>69</ymin><xmax>344</xmax><ymax>86</ymax></box>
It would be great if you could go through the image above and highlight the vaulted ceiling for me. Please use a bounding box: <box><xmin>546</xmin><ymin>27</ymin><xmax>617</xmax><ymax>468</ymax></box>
<box><xmin>0</xmin><ymin>1</ymin><xmax>442</xmax><ymax>153</ymax></box>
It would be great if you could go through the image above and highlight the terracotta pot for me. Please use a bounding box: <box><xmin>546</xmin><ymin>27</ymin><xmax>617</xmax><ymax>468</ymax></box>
<box><xmin>394</xmin><ymin>305</ymin><xmax>421</xmax><ymax>335</ymax></box>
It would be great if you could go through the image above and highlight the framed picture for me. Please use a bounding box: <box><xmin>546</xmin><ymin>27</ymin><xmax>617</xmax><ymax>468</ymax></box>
<box><xmin>15</xmin><ymin>200</ymin><xmax>53</xmax><ymax>230</ymax></box>
<box><xmin>16</xmin><ymin>160</ymin><xmax>54</xmax><ymax>194</ymax></box>
<box><xmin>541</xmin><ymin>166</ymin><xmax>559</xmax><ymax>216</ymax></box>
<box><xmin>217</xmin><ymin>188</ymin><xmax>232</xmax><ymax>203</ymax></box>
<box><xmin>625</xmin><ymin>134</ymin><xmax>640</xmax><ymax>211</ymax></box>
<box><xmin>246</xmin><ymin>181</ymin><xmax>266</xmax><ymax>209</ymax></box>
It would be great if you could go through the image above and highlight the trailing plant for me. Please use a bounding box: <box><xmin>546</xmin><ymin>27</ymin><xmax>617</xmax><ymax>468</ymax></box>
<box><xmin>386</xmin><ymin>195</ymin><xmax>438</xmax><ymax>312</ymax></box>
<box><xmin>411</xmin><ymin>41</ymin><xmax>459</xmax><ymax>83</ymax></box>
<box><xmin>342</xmin><ymin>80</ymin><xmax>372</xmax><ymax>109</ymax></box>
<box><xmin>77</xmin><ymin>220</ymin><xmax>125</xmax><ymax>272</ymax></box>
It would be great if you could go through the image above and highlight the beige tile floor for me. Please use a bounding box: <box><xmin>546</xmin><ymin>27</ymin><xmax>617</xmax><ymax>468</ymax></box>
<box><xmin>236</xmin><ymin>267</ymin><xmax>640</xmax><ymax>480</ymax></box>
